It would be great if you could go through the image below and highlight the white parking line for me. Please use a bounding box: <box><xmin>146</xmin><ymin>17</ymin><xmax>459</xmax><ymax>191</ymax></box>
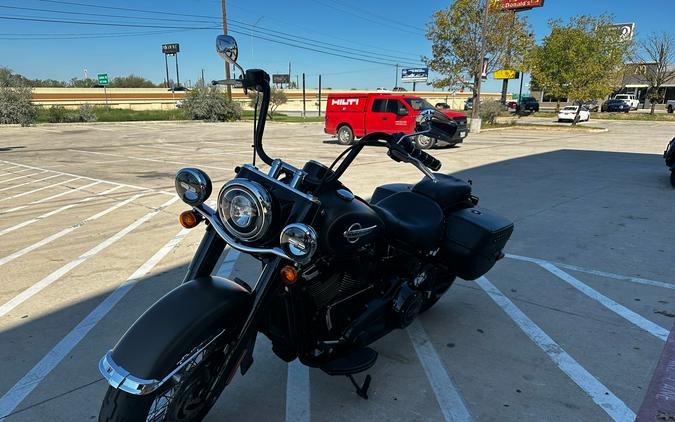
<box><xmin>0</xmin><ymin>189</ymin><xmax>143</xmax><ymax>267</ymax></box>
<box><xmin>285</xmin><ymin>359</ymin><xmax>311</xmax><ymax>422</ymax></box>
<box><xmin>0</xmin><ymin>159</ymin><xmax>170</xmax><ymax>194</ymax></box>
<box><xmin>0</xmin><ymin>174</ymin><xmax>62</xmax><ymax>194</ymax></box>
<box><xmin>0</xmin><ymin>228</ymin><xmax>191</xmax><ymax>420</ymax></box>
<box><xmin>68</xmin><ymin>149</ymin><xmax>229</xmax><ymax>171</ymax></box>
<box><xmin>476</xmin><ymin>276</ymin><xmax>636</xmax><ymax>422</ymax></box>
<box><xmin>0</xmin><ymin>185</ymin><xmax>123</xmax><ymax>238</ymax></box>
<box><xmin>507</xmin><ymin>254</ymin><xmax>674</xmax><ymax>290</ymax></box>
<box><xmin>537</xmin><ymin>262</ymin><xmax>669</xmax><ymax>342</ymax></box>
<box><xmin>0</xmin><ymin>196</ymin><xmax>178</xmax><ymax>318</ymax></box>
<box><xmin>0</xmin><ymin>169</ymin><xmax>41</xmax><ymax>183</ymax></box>
<box><xmin>0</xmin><ymin>177</ymin><xmax>81</xmax><ymax>204</ymax></box>
<box><xmin>407</xmin><ymin>319</ymin><xmax>473</xmax><ymax>422</ymax></box>
<box><xmin>0</xmin><ymin>165</ymin><xmax>21</xmax><ymax>172</ymax></box>
<box><xmin>0</xmin><ymin>181</ymin><xmax>102</xmax><ymax>215</ymax></box>
<box><xmin>215</xmin><ymin>249</ymin><xmax>240</xmax><ymax>278</ymax></box>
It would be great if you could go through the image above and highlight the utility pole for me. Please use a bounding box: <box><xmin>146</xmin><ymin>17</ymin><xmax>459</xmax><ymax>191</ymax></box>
<box><xmin>501</xmin><ymin>11</ymin><xmax>516</xmax><ymax>104</ymax></box>
<box><xmin>175</xmin><ymin>53</ymin><xmax>180</xmax><ymax>87</ymax></box>
<box><xmin>302</xmin><ymin>73</ymin><xmax>306</xmax><ymax>118</ymax></box>
<box><xmin>394</xmin><ymin>64</ymin><xmax>399</xmax><ymax>89</ymax></box>
<box><xmin>318</xmin><ymin>74</ymin><xmax>322</xmax><ymax>116</ymax></box>
<box><xmin>164</xmin><ymin>54</ymin><xmax>170</xmax><ymax>88</ymax></box>
<box><xmin>288</xmin><ymin>62</ymin><xmax>292</xmax><ymax>89</ymax></box>
<box><xmin>201</xmin><ymin>69</ymin><xmax>205</xmax><ymax>87</ymax></box>
<box><xmin>471</xmin><ymin>0</ymin><xmax>491</xmax><ymax>133</ymax></box>
<box><xmin>221</xmin><ymin>0</ymin><xmax>232</xmax><ymax>100</ymax></box>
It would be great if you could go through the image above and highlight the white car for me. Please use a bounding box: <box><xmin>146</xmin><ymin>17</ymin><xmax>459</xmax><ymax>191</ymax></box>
<box><xmin>613</xmin><ymin>94</ymin><xmax>640</xmax><ymax>110</ymax></box>
<box><xmin>557</xmin><ymin>106</ymin><xmax>590</xmax><ymax>122</ymax></box>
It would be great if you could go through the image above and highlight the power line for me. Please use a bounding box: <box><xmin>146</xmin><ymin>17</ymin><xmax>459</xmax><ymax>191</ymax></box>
<box><xmin>0</xmin><ymin>14</ymin><xmax>409</xmax><ymax>66</ymax></box>
<box><xmin>0</xmin><ymin>4</ymin><xmax>422</xmax><ymax>64</ymax></box>
<box><xmin>313</xmin><ymin>0</ymin><xmax>425</xmax><ymax>36</ymax></box>
<box><xmin>30</xmin><ymin>0</ymin><xmax>424</xmax><ymax>60</ymax></box>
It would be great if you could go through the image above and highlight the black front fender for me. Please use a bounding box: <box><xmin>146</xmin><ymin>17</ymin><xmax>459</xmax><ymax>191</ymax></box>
<box><xmin>108</xmin><ymin>276</ymin><xmax>252</xmax><ymax>382</ymax></box>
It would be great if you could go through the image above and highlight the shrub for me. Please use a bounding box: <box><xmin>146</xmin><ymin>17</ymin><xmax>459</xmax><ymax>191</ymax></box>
<box><xmin>47</xmin><ymin>105</ymin><xmax>68</xmax><ymax>123</ymax></box>
<box><xmin>47</xmin><ymin>104</ymin><xmax>98</xmax><ymax>123</ymax></box>
<box><xmin>0</xmin><ymin>85</ymin><xmax>37</xmax><ymax>126</ymax></box>
<box><xmin>248</xmin><ymin>87</ymin><xmax>288</xmax><ymax>119</ymax></box>
<box><xmin>478</xmin><ymin>100</ymin><xmax>502</xmax><ymax>125</ymax></box>
<box><xmin>182</xmin><ymin>86</ymin><xmax>241</xmax><ymax>122</ymax></box>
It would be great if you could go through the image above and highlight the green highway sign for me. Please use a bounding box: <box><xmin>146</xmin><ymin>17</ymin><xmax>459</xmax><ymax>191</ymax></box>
<box><xmin>97</xmin><ymin>73</ymin><xmax>109</xmax><ymax>86</ymax></box>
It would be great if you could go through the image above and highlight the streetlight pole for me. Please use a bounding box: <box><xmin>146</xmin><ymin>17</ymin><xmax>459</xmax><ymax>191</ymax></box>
<box><xmin>221</xmin><ymin>0</ymin><xmax>232</xmax><ymax>100</ymax></box>
<box><xmin>471</xmin><ymin>0</ymin><xmax>491</xmax><ymax>133</ymax></box>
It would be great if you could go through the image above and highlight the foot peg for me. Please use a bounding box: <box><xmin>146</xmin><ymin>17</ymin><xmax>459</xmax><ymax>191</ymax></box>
<box><xmin>347</xmin><ymin>374</ymin><xmax>372</xmax><ymax>400</ymax></box>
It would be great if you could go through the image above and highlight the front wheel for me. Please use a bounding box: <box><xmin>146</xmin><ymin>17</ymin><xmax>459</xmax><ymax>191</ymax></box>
<box><xmin>337</xmin><ymin>125</ymin><xmax>354</xmax><ymax>145</ymax></box>
<box><xmin>99</xmin><ymin>334</ymin><xmax>234</xmax><ymax>421</ymax></box>
<box><xmin>415</xmin><ymin>134</ymin><xmax>436</xmax><ymax>150</ymax></box>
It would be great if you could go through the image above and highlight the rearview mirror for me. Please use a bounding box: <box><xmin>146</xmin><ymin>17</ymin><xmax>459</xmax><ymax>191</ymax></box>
<box><xmin>216</xmin><ymin>35</ymin><xmax>238</xmax><ymax>65</ymax></box>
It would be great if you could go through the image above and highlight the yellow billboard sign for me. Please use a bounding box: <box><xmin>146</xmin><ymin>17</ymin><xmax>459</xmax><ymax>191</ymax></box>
<box><xmin>494</xmin><ymin>69</ymin><xmax>520</xmax><ymax>80</ymax></box>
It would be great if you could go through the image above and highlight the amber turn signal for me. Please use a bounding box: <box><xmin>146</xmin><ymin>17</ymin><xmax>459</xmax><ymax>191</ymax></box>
<box><xmin>280</xmin><ymin>265</ymin><xmax>298</xmax><ymax>285</ymax></box>
<box><xmin>179</xmin><ymin>210</ymin><xmax>201</xmax><ymax>229</ymax></box>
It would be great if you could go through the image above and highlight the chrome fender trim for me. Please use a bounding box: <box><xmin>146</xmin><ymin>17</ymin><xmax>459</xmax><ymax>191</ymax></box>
<box><xmin>99</xmin><ymin>329</ymin><xmax>226</xmax><ymax>396</ymax></box>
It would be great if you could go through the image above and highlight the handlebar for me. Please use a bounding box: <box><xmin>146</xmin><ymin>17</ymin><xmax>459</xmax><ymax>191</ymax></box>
<box><xmin>391</xmin><ymin>135</ymin><xmax>442</xmax><ymax>172</ymax></box>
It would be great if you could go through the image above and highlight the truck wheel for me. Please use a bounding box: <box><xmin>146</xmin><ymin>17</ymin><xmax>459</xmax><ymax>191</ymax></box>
<box><xmin>415</xmin><ymin>135</ymin><xmax>436</xmax><ymax>150</ymax></box>
<box><xmin>337</xmin><ymin>125</ymin><xmax>354</xmax><ymax>145</ymax></box>
<box><xmin>668</xmin><ymin>105</ymin><xmax>673</xmax><ymax>114</ymax></box>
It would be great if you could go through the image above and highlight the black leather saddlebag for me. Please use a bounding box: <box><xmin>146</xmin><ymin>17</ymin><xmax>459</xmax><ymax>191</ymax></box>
<box><xmin>440</xmin><ymin>207</ymin><xmax>513</xmax><ymax>280</ymax></box>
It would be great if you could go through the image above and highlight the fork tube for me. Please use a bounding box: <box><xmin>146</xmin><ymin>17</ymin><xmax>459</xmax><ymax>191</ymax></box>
<box><xmin>182</xmin><ymin>225</ymin><xmax>227</xmax><ymax>283</ymax></box>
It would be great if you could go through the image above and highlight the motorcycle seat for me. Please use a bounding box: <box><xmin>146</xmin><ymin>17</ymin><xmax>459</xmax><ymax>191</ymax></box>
<box><xmin>370</xmin><ymin>191</ymin><xmax>443</xmax><ymax>252</ymax></box>
<box><xmin>412</xmin><ymin>173</ymin><xmax>472</xmax><ymax>209</ymax></box>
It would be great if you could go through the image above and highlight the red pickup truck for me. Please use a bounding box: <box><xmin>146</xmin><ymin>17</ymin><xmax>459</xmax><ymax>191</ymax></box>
<box><xmin>324</xmin><ymin>93</ymin><xmax>468</xmax><ymax>149</ymax></box>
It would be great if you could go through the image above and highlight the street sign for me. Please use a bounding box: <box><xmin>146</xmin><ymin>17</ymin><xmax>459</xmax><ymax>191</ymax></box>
<box><xmin>494</xmin><ymin>69</ymin><xmax>520</xmax><ymax>79</ymax></box>
<box><xmin>609</xmin><ymin>23</ymin><xmax>635</xmax><ymax>42</ymax></box>
<box><xmin>97</xmin><ymin>73</ymin><xmax>109</xmax><ymax>86</ymax></box>
<box><xmin>401</xmin><ymin>68</ymin><xmax>428</xmax><ymax>83</ymax></box>
<box><xmin>497</xmin><ymin>0</ymin><xmax>544</xmax><ymax>11</ymax></box>
<box><xmin>272</xmin><ymin>74</ymin><xmax>290</xmax><ymax>84</ymax></box>
<box><xmin>162</xmin><ymin>43</ymin><xmax>180</xmax><ymax>55</ymax></box>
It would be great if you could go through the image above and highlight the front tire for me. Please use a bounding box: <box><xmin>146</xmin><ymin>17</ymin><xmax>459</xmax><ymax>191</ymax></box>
<box><xmin>99</xmin><ymin>333</ymin><xmax>234</xmax><ymax>421</ymax></box>
<box><xmin>337</xmin><ymin>125</ymin><xmax>354</xmax><ymax>145</ymax></box>
<box><xmin>415</xmin><ymin>134</ymin><xmax>436</xmax><ymax>150</ymax></box>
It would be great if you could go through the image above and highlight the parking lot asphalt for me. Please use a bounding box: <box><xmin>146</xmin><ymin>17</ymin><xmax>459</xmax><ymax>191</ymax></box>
<box><xmin>0</xmin><ymin>118</ymin><xmax>673</xmax><ymax>421</ymax></box>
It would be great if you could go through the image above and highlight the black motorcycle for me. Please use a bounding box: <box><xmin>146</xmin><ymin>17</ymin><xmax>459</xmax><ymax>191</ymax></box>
<box><xmin>97</xmin><ymin>35</ymin><xmax>513</xmax><ymax>421</ymax></box>
<box><xmin>665</xmin><ymin>137</ymin><xmax>675</xmax><ymax>188</ymax></box>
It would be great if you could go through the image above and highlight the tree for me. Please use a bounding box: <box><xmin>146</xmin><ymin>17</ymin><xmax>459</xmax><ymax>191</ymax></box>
<box><xmin>635</xmin><ymin>32</ymin><xmax>675</xmax><ymax>114</ymax></box>
<box><xmin>424</xmin><ymin>0</ymin><xmax>533</xmax><ymax>118</ymax></box>
<box><xmin>526</xmin><ymin>15</ymin><xmax>631</xmax><ymax>124</ymax></box>
<box><xmin>110</xmin><ymin>75</ymin><xmax>158</xmax><ymax>88</ymax></box>
<box><xmin>248</xmin><ymin>87</ymin><xmax>288</xmax><ymax>119</ymax></box>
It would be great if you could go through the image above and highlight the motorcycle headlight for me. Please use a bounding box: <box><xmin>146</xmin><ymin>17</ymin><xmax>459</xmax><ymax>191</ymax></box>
<box><xmin>218</xmin><ymin>179</ymin><xmax>272</xmax><ymax>242</ymax></box>
<box><xmin>280</xmin><ymin>224</ymin><xmax>318</xmax><ymax>263</ymax></box>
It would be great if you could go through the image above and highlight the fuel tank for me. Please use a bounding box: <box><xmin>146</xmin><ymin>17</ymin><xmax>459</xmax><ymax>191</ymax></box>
<box><xmin>313</xmin><ymin>188</ymin><xmax>384</xmax><ymax>256</ymax></box>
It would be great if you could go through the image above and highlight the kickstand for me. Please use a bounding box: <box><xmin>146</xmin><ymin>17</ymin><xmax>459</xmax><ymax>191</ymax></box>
<box><xmin>347</xmin><ymin>374</ymin><xmax>372</xmax><ymax>400</ymax></box>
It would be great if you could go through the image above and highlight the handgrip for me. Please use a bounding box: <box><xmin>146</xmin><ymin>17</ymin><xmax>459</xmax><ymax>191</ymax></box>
<box><xmin>395</xmin><ymin>137</ymin><xmax>442</xmax><ymax>171</ymax></box>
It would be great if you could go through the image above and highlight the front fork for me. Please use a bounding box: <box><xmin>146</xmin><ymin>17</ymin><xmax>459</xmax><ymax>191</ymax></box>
<box><xmin>188</xmin><ymin>225</ymin><xmax>284</xmax><ymax>379</ymax></box>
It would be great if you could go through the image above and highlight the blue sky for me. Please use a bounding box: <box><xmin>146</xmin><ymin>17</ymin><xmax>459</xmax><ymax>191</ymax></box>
<box><xmin>0</xmin><ymin>0</ymin><xmax>673</xmax><ymax>93</ymax></box>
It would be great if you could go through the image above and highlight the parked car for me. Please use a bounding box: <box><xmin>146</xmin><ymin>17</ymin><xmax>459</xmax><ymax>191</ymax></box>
<box><xmin>325</xmin><ymin>93</ymin><xmax>468</xmax><ymax>148</ymax></box>
<box><xmin>517</xmin><ymin>97</ymin><xmax>540</xmax><ymax>112</ymax></box>
<box><xmin>667</xmin><ymin>99</ymin><xmax>675</xmax><ymax>113</ymax></box>
<box><xmin>557</xmin><ymin>106</ymin><xmax>590</xmax><ymax>122</ymax></box>
<box><xmin>435</xmin><ymin>102</ymin><xmax>450</xmax><ymax>110</ymax></box>
<box><xmin>392</xmin><ymin>87</ymin><xmax>407</xmax><ymax>92</ymax></box>
<box><xmin>613</xmin><ymin>94</ymin><xmax>639</xmax><ymax>110</ymax></box>
<box><xmin>601</xmin><ymin>99</ymin><xmax>630</xmax><ymax>113</ymax></box>
<box><xmin>581</xmin><ymin>100</ymin><xmax>599</xmax><ymax>112</ymax></box>
<box><xmin>464</xmin><ymin>97</ymin><xmax>474</xmax><ymax>110</ymax></box>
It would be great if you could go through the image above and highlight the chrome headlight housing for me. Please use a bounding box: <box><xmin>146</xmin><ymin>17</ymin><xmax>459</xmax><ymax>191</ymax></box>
<box><xmin>280</xmin><ymin>224</ymin><xmax>318</xmax><ymax>263</ymax></box>
<box><xmin>217</xmin><ymin>179</ymin><xmax>272</xmax><ymax>242</ymax></box>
